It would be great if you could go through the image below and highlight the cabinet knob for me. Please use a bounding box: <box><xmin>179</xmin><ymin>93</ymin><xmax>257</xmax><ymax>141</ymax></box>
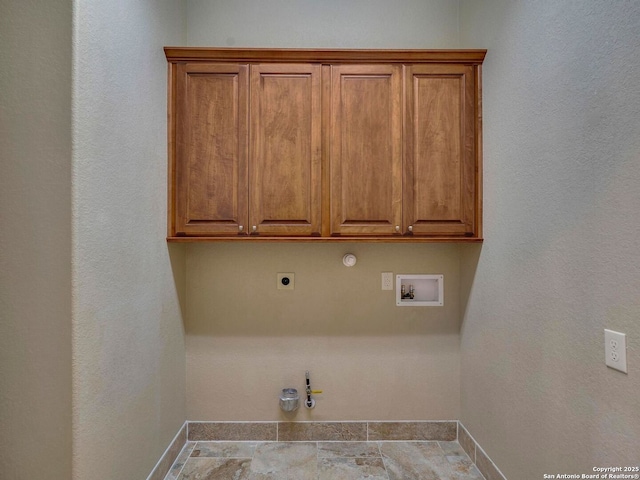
<box><xmin>395</xmin><ymin>225</ymin><xmax>400</xmax><ymax>232</ymax></box>
<box><xmin>239</xmin><ymin>225</ymin><xmax>244</xmax><ymax>232</ymax></box>
<box><xmin>408</xmin><ymin>225</ymin><xmax>413</xmax><ymax>232</ymax></box>
<box><xmin>252</xmin><ymin>225</ymin><xmax>257</xmax><ymax>232</ymax></box>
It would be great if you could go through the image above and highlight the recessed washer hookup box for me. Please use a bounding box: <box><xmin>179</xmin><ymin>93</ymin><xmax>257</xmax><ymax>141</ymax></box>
<box><xmin>396</xmin><ymin>274</ymin><xmax>444</xmax><ymax>306</ymax></box>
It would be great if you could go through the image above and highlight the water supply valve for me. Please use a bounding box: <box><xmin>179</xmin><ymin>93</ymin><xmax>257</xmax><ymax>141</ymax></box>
<box><xmin>304</xmin><ymin>370</ymin><xmax>322</xmax><ymax>409</ymax></box>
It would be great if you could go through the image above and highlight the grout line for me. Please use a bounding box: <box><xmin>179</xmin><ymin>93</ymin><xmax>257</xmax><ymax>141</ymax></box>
<box><xmin>188</xmin><ymin>419</ymin><xmax>456</xmax><ymax>423</ymax></box>
<box><xmin>471</xmin><ymin>429</ymin><xmax>478</xmax><ymax>463</ymax></box>
<box><xmin>187</xmin><ymin>420</ymin><xmax>278</xmax><ymax>423</ymax></box>
<box><xmin>378</xmin><ymin>441</ymin><xmax>391</xmax><ymax>480</ymax></box>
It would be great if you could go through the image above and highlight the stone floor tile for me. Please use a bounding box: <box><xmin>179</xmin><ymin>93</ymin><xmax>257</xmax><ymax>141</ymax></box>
<box><xmin>249</xmin><ymin>442</ymin><xmax>317</xmax><ymax>480</ymax></box>
<box><xmin>318</xmin><ymin>457</ymin><xmax>389</xmax><ymax>480</ymax></box>
<box><xmin>165</xmin><ymin>439</ymin><xmax>492</xmax><ymax>480</ymax></box>
<box><xmin>442</xmin><ymin>455</ymin><xmax>485</xmax><ymax>480</ymax></box>
<box><xmin>380</xmin><ymin>441</ymin><xmax>449</xmax><ymax>480</ymax></box>
<box><xmin>191</xmin><ymin>441</ymin><xmax>257</xmax><ymax>458</ymax></box>
<box><xmin>317</xmin><ymin>441</ymin><xmax>381</xmax><ymax>458</ymax></box>
<box><xmin>177</xmin><ymin>457</ymin><xmax>252</xmax><ymax>480</ymax></box>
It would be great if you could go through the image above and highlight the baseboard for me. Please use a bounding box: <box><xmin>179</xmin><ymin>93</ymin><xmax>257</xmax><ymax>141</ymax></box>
<box><xmin>187</xmin><ymin>420</ymin><xmax>457</xmax><ymax>442</ymax></box>
<box><xmin>458</xmin><ymin>422</ymin><xmax>508</xmax><ymax>480</ymax></box>
<box><xmin>146</xmin><ymin>422</ymin><xmax>188</xmax><ymax>480</ymax></box>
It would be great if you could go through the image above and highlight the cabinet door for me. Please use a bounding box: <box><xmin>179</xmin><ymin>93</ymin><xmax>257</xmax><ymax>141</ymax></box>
<box><xmin>249</xmin><ymin>64</ymin><xmax>322</xmax><ymax>235</ymax></box>
<box><xmin>330</xmin><ymin>65</ymin><xmax>403</xmax><ymax>236</ymax></box>
<box><xmin>174</xmin><ymin>63</ymin><xmax>248</xmax><ymax>236</ymax></box>
<box><xmin>404</xmin><ymin>64</ymin><xmax>477</xmax><ymax>236</ymax></box>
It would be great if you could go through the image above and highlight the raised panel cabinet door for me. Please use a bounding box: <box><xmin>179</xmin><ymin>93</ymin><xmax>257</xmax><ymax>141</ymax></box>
<box><xmin>404</xmin><ymin>64</ymin><xmax>477</xmax><ymax>236</ymax></box>
<box><xmin>249</xmin><ymin>64</ymin><xmax>322</xmax><ymax>235</ymax></box>
<box><xmin>174</xmin><ymin>63</ymin><xmax>249</xmax><ymax>235</ymax></box>
<box><xmin>330</xmin><ymin>65</ymin><xmax>403</xmax><ymax>236</ymax></box>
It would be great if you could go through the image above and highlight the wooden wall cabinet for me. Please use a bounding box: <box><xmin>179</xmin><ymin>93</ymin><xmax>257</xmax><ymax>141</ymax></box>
<box><xmin>330</xmin><ymin>64</ymin><xmax>403</xmax><ymax>236</ymax></box>
<box><xmin>172</xmin><ymin>62</ymin><xmax>320</xmax><ymax>237</ymax></box>
<box><xmin>249</xmin><ymin>64</ymin><xmax>322</xmax><ymax>236</ymax></box>
<box><xmin>404</xmin><ymin>64</ymin><xmax>478</xmax><ymax>237</ymax></box>
<box><xmin>166</xmin><ymin>48</ymin><xmax>485</xmax><ymax>242</ymax></box>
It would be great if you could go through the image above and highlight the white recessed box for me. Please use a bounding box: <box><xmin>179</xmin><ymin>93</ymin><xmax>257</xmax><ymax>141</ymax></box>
<box><xmin>396</xmin><ymin>274</ymin><xmax>444</xmax><ymax>306</ymax></box>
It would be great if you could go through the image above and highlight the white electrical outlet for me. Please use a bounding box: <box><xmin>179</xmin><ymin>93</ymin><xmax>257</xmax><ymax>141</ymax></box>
<box><xmin>605</xmin><ymin>329</ymin><xmax>627</xmax><ymax>373</ymax></box>
<box><xmin>382</xmin><ymin>272</ymin><xmax>393</xmax><ymax>290</ymax></box>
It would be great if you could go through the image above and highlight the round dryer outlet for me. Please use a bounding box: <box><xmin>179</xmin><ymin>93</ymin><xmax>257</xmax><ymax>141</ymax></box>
<box><xmin>277</xmin><ymin>273</ymin><xmax>295</xmax><ymax>290</ymax></box>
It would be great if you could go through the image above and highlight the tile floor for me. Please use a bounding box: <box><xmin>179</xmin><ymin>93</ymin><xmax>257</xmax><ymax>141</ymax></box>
<box><xmin>164</xmin><ymin>440</ymin><xmax>484</xmax><ymax>480</ymax></box>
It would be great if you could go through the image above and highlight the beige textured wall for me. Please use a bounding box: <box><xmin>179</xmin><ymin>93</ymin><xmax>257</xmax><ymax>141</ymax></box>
<box><xmin>0</xmin><ymin>1</ymin><xmax>73</xmax><ymax>479</ymax></box>
<box><xmin>72</xmin><ymin>1</ymin><xmax>187</xmax><ymax>478</ymax></box>
<box><xmin>459</xmin><ymin>1</ymin><xmax>640</xmax><ymax>477</ymax></box>
<box><xmin>187</xmin><ymin>243</ymin><xmax>461</xmax><ymax>420</ymax></box>
<box><xmin>184</xmin><ymin>0</ymin><xmax>464</xmax><ymax>422</ymax></box>
<box><xmin>186</xmin><ymin>0</ymin><xmax>459</xmax><ymax>48</ymax></box>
